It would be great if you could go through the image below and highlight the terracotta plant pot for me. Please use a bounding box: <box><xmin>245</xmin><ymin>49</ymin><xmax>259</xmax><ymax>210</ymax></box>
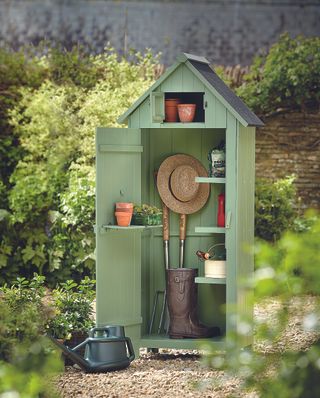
<box><xmin>115</xmin><ymin>202</ymin><xmax>133</xmax><ymax>209</ymax></box>
<box><xmin>178</xmin><ymin>104</ymin><xmax>196</xmax><ymax>123</ymax></box>
<box><xmin>165</xmin><ymin>99</ymin><xmax>180</xmax><ymax>122</ymax></box>
<box><xmin>115</xmin><ymin>211</ymin><xmax>132</xmax><ymax>227</ymax></box>
<box><xmin>116</xmin><ymin>207</ymin><xmax>133</xmax><ymax>213</ymax></box>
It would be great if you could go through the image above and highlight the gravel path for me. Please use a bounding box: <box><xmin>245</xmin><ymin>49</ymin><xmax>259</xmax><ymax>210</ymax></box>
<box><xmin>56</xmin><ymin>296</ymin><xmax>319</xmax><ymax>398</ymax></box>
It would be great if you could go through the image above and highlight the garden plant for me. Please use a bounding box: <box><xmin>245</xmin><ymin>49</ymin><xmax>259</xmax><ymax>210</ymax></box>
<box><xmin>205</xmin><ymin>214</ymin><xmax>320</xmax><ymax>397</ymax></box>
<box><xmin>0</xmin><ymin>34</ymin><xmax>319</xmax><ymax>397</ymax></box>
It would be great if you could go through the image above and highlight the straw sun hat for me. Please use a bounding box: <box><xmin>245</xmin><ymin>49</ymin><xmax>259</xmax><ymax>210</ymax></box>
<box><xmin>157</xmin><ymin>154</ymin><xmax>210</xmax><ymax>214</ymax></box>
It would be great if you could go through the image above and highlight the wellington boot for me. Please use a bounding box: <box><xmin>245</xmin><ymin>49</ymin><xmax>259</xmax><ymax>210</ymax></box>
<box><xmin>166</xmin><ymin>268</ymin><xmax>220</xmax><ymax>339</ymax></box>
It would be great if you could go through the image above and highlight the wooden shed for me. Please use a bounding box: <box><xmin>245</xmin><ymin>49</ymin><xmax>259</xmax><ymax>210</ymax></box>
<box><xmin>95</xmin><ymin>53</ymin><xmax>264</xmax><ymax>354</ymax></box>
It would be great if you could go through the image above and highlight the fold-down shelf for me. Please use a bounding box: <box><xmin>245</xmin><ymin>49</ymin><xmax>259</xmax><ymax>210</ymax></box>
<box><xmin>99</xmin><ymin>224</ymin><xmax>163</xmax><ymax>234</ymax></box>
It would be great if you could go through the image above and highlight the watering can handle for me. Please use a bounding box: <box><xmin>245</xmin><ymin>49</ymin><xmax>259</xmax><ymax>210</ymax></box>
<box><xmin>89</xmin><ymin>327</ymin><xmax>110</xmax><ymax>338</ymax></box>
<box><xmin>125</xmin><ymin>337</ymin><xmax>135</xmax><ymax>362</ymax></box>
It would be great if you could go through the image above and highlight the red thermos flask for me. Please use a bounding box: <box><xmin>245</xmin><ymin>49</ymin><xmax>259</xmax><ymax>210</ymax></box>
<box><xmin>217</xmin><ymin>193</ymin><xmax>225</xmax><ymax>227</ymax></box>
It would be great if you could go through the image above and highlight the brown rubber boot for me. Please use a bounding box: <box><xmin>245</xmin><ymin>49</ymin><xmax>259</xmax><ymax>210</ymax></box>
<box><xmin>166</xmin><ymin>268</ymin><xmax>220</xmax><ymax>339</ymax></box>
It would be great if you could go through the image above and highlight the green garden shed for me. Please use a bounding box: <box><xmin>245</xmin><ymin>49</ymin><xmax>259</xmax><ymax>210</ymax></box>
<box><xmin>95</xmin><ymin>53</ymin><xmax>264</xmax><ymax>354</ymax></box>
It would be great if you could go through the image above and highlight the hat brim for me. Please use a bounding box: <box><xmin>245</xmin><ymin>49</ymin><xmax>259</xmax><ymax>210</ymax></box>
<box><xmin>157</xmin><ymin>154</ymin><xmax>210</xmax><ymax>214</ymax></box>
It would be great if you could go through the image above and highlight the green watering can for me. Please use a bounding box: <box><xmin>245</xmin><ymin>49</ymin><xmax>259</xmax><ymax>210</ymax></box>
<box><xmin>49</xmin><ymin>325</ymin><xmax>135</xmax><ymax>373</ymax></box>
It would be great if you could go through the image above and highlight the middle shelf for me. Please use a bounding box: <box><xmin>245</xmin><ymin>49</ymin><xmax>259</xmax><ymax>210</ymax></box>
<box><xmin>195</xmin><ymin>277</ymin><xmax>226</xmax><ymax>285</ymax></box>
<box><xmin>195</xmin><ymin>176</ymin><xmax>225</xmax><ymax>184</ymax></box>
<box><xmin>195</xmin><ymin>226</ymin><xmax>225</xmax><ymax>234</ymax></box>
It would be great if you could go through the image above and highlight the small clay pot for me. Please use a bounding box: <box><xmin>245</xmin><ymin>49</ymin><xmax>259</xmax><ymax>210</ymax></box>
<box><xmin>178</xmin><ymin>104</ymin><xmax>196</xmax><ymax>123</ymax></box>
<box><xmin>115</xmin><ymin>202</ymin><xmax>133</xmax><ymax>209</ymax></box>
<box><xmin>165</xmin><ymin>99</ymin><xmax>180</xmax><ymax>122</ymax></box>
<box><xmin>115</xmin><ymin>211</ymin><xmax>132</xmax><ymax>227</ymax></box>
<box><xmin>116</xmin><ymin>207</ymin><xmax>133</xmax><ymax>214</ymax></box>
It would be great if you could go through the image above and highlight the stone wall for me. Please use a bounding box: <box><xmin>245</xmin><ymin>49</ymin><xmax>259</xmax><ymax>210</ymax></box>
<box><xmin>256</xmin><ymin>112</ymin><xmax>320</xmax><ymax>209</ymax></box>
<box><xmin>0</xmin><ymin>0</ymin><xmax>319</xmax><ymax>65</ymax></box>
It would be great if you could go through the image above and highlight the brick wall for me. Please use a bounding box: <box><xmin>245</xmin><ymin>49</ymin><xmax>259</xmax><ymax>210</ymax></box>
<box><xmin>256</xmin><ymin>112</ymin><xmax>320</xmax><ymax>209</ymax></box>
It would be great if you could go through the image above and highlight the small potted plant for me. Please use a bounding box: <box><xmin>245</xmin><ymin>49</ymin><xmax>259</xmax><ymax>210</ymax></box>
<box><xmin>132</xmin><ymin>204</ymin><xmax>162</xmax><ymax>226</ymax></box>
<box><xmin>47</xmin><ymin>277</ymin><xmax>95</xmax><ymax>364</ymax></box>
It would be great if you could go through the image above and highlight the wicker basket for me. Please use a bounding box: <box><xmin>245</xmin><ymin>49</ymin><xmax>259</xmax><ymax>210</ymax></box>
<box><xmin>204</xmin><ymin>243</ymin><xmax>226</xmax><ymax>278</ymax></box>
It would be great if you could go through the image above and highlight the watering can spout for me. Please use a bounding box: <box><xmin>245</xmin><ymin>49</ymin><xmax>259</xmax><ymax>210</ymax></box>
<box><xmin>48</xmin><ymin>325</ymin><xmax>135</xmax><ymax>373</ymax></box>
<box><xmin>48</xmin><ymin>336</ymin><xmax>89</xmax><ymax>371</ymax></box>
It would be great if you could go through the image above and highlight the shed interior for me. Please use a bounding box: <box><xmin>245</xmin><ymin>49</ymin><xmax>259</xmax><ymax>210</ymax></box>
<box><xmin>140</xmin><ymin>127</ymin><xmax>227</xmax><ymax>347</ymax></box>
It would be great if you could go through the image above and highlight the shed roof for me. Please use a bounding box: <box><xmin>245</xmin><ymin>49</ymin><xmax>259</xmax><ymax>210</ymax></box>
<box><xmin>118</xmin><ymin>53</ymin><xmax>264</xmax><ymax>127</ymax></box>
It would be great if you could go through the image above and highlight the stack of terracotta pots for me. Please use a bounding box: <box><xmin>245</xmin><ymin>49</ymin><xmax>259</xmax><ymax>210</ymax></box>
<box><xmin>115</xmin><ymin>203</ymin><xmax>133</xmax><ymax>226</ymax></box>
<box><xmin>165</xmin><ymin>99</ymin><xmax>196</xmax><ymax>123</ymax></box>
<box><xmin>165</xmin><ymin>98</ymin><xmax>180</xmax><ymax>122</ymax></box>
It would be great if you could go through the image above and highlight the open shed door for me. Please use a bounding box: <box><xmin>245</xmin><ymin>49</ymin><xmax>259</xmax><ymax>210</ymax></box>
<box><xmin>95</xmin><ymin>128</ymin><xmax>142</xmax><ymax>347</ymax></box>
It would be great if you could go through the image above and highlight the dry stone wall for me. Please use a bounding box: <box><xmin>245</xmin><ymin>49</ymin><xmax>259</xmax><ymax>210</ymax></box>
<box><xmin>0</xmin><ymin>0</ymin><xmax>319</xmax><ymax>65</ymax></box>
<box><xmin>256</xmin><ymin>112</ymin><xmax>320</xmax><ymax>210</ymax></box>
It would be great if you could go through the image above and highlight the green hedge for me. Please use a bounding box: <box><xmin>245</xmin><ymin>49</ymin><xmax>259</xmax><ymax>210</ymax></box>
<box><xmin>0</xmin><ymin>37</ymin><xmax>315</xmax><ymax>284</ymax></box>
<box><xmin>0</xmin><ymin>46</ymin><xmax>158</xmax><ymax>285</ymax></box>
<box><xmin>236</xmin><ymin>33</ymin><xmax>320</xmax><ymax>114</ymax></box>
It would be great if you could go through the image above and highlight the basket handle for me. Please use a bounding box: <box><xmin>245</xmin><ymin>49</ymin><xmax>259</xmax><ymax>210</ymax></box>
<box><xmin>207</xmin><ymin>243</ymin><xmax>226</xmax><ymax>258</ymax></box>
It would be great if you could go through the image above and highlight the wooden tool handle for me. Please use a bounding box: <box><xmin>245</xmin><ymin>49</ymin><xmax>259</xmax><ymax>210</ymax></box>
<box><xmin>162</xmin><ymin>203</ymin><xmax>170</xmax><ymax>241</ymax></box>
<box><xmin>179</xmin><ymin>214</ymin><xmax>187</xmax><ymax>240</ymax></box>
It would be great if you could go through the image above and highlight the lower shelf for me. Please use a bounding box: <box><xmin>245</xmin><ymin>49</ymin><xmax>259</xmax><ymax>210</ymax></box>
<box><xmin>195</xmin><ymin>277</ymin><xmax>226</xmax><ymax>285</ymax></box>
<box><xmin>140</xmin><ymin>334</ymin><xmax>225</xmax><ymax>350</ymax></box>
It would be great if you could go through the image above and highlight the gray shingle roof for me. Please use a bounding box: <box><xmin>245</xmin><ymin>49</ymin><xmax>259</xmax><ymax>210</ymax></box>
<box><xmin>188</xmin><ymin>59</ymin><xmax>264</xmax><ymax>127</ymax></box>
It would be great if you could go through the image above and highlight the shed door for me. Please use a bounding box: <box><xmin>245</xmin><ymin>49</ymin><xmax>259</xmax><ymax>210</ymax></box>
<box><xmin>95</xmin><ymin>128</ymin><xmax>142</xmax><ymax>334</ymax></box>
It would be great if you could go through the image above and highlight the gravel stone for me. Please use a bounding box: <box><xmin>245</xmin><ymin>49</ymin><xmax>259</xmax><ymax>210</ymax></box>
<box><xmin>56</xmin><ymin>295</ymin><xmax>319</xmax><ymax>397</ymax></box>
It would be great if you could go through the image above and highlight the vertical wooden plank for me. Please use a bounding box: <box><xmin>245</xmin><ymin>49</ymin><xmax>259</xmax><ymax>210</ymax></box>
<box><xmin>147</xmin><ymin>128</ymin><xmax>173</xmax><ymax>331</ymax></box>
<box><xmin>193</xmin><ymin>74</ymin><xmax>205</xmax><ymax>91</ymax></box>
<box><xmin>172</xmin><ymin>128</ymin><xmax>202</xmax><ymax>237</ymax></box>
<box><xmin>139</xmin><ymin>98</ymin><xmax>151</xmax><ymax>128</ymax></box>
<box><xmin>204</xmin><ymin>90</ymin><xmax>216</xmax><ymax>128</ymax></box>
<box><xmin>129</xmin><ymin>108</ymin><xmax>140</xmax><ymax>128</ymax></box>
<box><xmin>237</xmin><ymin>123</ymin><xmax>255</xmax><ymax>346</ymax></box>
<box><xmin>140</xmin><ymin>128</ymin><xmax>151</xmax><ymax>335</ymax></box>
<box><xmin>96</xmin><ymin>127</ymin><xmax>142</xmax><ymax>350</ymax></box>
<box><xmin>225</xmin><ymin>112</ymin><xmax>238</xmax><ymax>337</ymax></box>
<box><xmin>160</xmin><ymin>65</ymin><xmax>183</xmax><ymax>92</ymax></box>
<box><xmin>181</xmin><ymin>64</ymin><xmax>195</xmax><ymax>91</ymax></box>
<box><xmin>216</xmin><ymin>98</ymin><xmax>227</xmax><ymax>128</ymax></box>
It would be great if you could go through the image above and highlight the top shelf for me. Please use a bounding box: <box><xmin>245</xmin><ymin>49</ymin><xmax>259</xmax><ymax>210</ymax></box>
<box><xmin>195</xmin><ymin>177</ymin><xmax>225</xmax><ymax>184</ymax></box>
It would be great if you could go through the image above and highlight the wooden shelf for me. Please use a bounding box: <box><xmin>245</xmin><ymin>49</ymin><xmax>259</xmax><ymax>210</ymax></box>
<box><xmin>140</xmin><ymin>334</ymin><xmax>224</xmax><ymax>350</ymax></box>
<box><xmin>195</xmin><ymin>277</ymin><xmax>226</xmax><ymax>285</ymax></box>
<box><xmin>195</xmin><ymin>177</ymin><xmax>225</xmax><ymax>184</ymax></box>
<box><xmin>100</xmin><ymin>225</ymin><xmax>162</xmax><ymax>233</ymax></box>
<box><xmin>195</xmin><ymin>226</ymin><xmax>225</xmax><ymax>234</ymax></box>
<box><xmin>161</xmin><ymin>122</ymin><xmax>205</xmax><ymax>128</ymax></box>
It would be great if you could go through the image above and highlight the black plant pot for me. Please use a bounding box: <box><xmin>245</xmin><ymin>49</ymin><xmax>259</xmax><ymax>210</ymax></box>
<box><xmin>63</xmin><ymin>331</ymin><xmax>88</xmax><ymax>366</ymax></box>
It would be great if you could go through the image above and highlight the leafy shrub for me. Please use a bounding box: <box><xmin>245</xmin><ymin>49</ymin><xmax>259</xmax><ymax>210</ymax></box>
<box><xmin>0</xmin><ymin>273</ymin><xmax>61</xmax><ymax>397</ymax></box>
<box><xmin>205</xmin><ymin>214</ymin><xmax>320</xmax><ymax>397</ymax></box>
<box><xmin>255</xmin><ymin>176</ymin><xmax>297</xmax><ymax>241</ymax></box>
<box><xmin>47</xmin><ymin>277</ymin><xmax>95</xmax><ymax>340</ymax></box>
<box><xmin>237</xmin><ymin>33</ymin><xmax>320</xmax><ymax>113</ymax></box>
<box><xmin>0</xmin><ymin>47</ymin><xmax>45</xmax><ymax>190</ymax></box>
<box><xmin>0</xmin><ymin>274</ymin><xmax>51</xmax><ymax>361</ymax></box>
<box><xmin>0</xmin><ymin>46</ymin><xmax>158</xmax><ymax>284</ymax></box>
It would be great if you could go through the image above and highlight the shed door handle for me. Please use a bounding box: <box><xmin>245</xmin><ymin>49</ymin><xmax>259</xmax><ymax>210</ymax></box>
<box><xmin>226</xmin><ymin>211</ymin><xmax>232</xmax><ymax>229</ymax></box>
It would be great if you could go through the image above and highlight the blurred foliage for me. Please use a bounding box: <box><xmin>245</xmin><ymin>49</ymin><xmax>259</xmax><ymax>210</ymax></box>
<box><xmin>0</xmin><ymin>273</ymin><xmax>62</xmax><ymax>397</ymax></box>
<box><xmin>0</xmin><ymin>45</ymin><xmax>158</xmax><ymax>284</ymax></box>
<box><xmin>236</xmin><ymin>34</ymin><xmax>320</xmax><ymax>114</ymax></box>
<box><xmin>205</xmin><ymin>214</ymin><xmax>320</xmax><ymax>397</ymax></box>
<box><xmin>255</xmin><ymin>176</ymin><xmax>297</xmax><ymax>242</ymax></box>
<box><xmin>0</xmin><ymin>274</ymin><xmax>49</xmax><ymax>361</ymax></box>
